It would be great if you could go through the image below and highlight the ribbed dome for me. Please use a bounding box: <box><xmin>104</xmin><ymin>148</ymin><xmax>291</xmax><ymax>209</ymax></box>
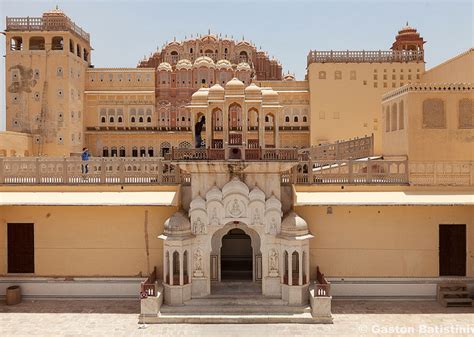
<box><xmin>190</xmin><ymin>195</ymin><xmax>206</xmax><ymax>211</ymax></box>
<box><xmin>191</xmin><ymin>87</ymin><xmax>209</xmax><ymax>101</ymax></box>
<box><xmin>283</xmin><ymin>73</ymin><xmax>296</xmax><ymax>81</ymax></box>
<box><xmin>208</xmin><ymin>84</ymin><xmax>225</xmax><ymax>100</ymax></box>
<box><xmin>249</xmin><ymin>186</ymin><xmax>265</xmax><ymax>201</ymax></box>
<box><xmin>225</xmin><ymin>77</ymin><xmax>245</xmax><ymax>90</ymax></box>
<box><xmin>222</xmin><ymin>176</ymin><xmax>249</xmax><ymax>198</ymax></box>
<box><xmin>157</xmin><ymin>62</ymin><xmax>172</xmax><ymax>72</ymax></box>
<box><xmin>176</xmin><ymin>59</ymin><xmax>192</xmax><ymax>70</ymax></box>
<box><xmin>209</xmin><ymin>83</ymin><xmax>225</xmax><ymax>93</ymax></box>
<box><xmin>216</xmin><ymin>59</ymin><xmax>232</xmax><ymax>70</ymax></box>
<box><xmin>261</xmin><ymin>88</ymin><xmax>279</xmax><ymax>101</ymax></box>
<box><xmin>194</xmin><ymin>56</ymin><xmax>216</xmax><ymax>68</ymax></box>
<box><xmin>265</xmin><ymin>195</ymin><xmax>282</xmax><ymax>212</ymax></box>
<box><xmin>245</xmin><ymin>83</ymin><xmax>262</xmax><ymax>94</ymax></box>
<box><xmin>280</xmin><ymin>211</ymin><xmax>309</xmax><ymax>237</ymax></box>
<box><xmin>163</xmin><ymin>211</ymin><xmax>192</xmax><ymax>236</ymax></box>
<box><xmin>236</xmin><ymin>62</ymin><xmax>251</xmax><ymax>72</ymax></box>
<box><xmin>206</xmin><ymin>185</ymin><xmax>223</xmax><ymax>202</ymax></box>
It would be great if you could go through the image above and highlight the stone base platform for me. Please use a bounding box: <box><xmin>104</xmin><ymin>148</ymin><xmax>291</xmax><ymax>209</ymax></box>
<box><xmin>139</xmin><ymin>291</ymin><xmax>333</xmax><ymax>324</ymax></box>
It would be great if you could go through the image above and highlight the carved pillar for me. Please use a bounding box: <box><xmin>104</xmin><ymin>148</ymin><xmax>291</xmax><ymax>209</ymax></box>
<box><xmin>274</xmin><ymin>112</ymin><xmax>280</xmax><ymax>148</ymax></box>
<box><xmin>242</xmin><ymin>104</ymin><xmax>248</xmax><ymax>148</ymax></box>
<box><xmin>298</xmin><ymin>249</ymin><xmax>303</xmax><ymax>286</ymax></box>
<box><xmin>288</xmin><ymin>251</ymin><xmax>293</xmax><ymax>286</ymax></box>
<box><xmin>179</xmin><ymin>250</ymin><xmax>184</xmax><ymax>286</ymax></box>
<box><xmin>163</xmin><ymin>250</ymin><xmax>167</xmax><ymax>283</ymax></box>
<box><xmin>191</xmin><ymin>109</ymin><xmax>196</xmax><ymax>148</ymax></box>
<box><xmin>205</xmin><ymin>109</ymin><xmax>212</xmax><ymax>148</ymax></box>
<box><xmin>259</xmin><ymin>110</ymin><xmax>265</xmax><ymax>148</ymax></box>
<box><xmin>169</xmin><ymin>253</ymin><xmax>174</xmax><ymax>286</ymax></box>
<box><xmin>305</xmin><ymin>248</ymin><xmax>310</xmax><ymax>284</ymax></box>
<box><xmin>223</xmin><ymin>103</ymin><xmax>229</xmax><ymax>159</ymax></box>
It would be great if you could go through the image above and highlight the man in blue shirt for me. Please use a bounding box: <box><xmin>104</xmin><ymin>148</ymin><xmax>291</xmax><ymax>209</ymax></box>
<box><xmin>81</xmin><ymin>147</ymin><xmax>90</xmax><ymax>174</ymax></box>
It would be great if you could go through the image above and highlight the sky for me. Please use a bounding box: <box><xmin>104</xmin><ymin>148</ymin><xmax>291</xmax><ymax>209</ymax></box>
<box><xmin>0</xmin><ymin>0</ymin><xmax>472</xmax><ymax>130</ymax></box>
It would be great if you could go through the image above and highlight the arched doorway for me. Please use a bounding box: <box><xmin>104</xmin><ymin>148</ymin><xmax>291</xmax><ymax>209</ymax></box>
<box><xmin>220</xmin><ymin>228</ymin><xmax>252</xmax><ymax>280</ymax></box>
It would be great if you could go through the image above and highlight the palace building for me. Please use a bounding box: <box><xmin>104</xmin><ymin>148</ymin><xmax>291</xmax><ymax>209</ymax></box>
<box><xmin>0</xmin><ymin>8</ymin><xmax>473</xmax><ymax>323</ymax></box>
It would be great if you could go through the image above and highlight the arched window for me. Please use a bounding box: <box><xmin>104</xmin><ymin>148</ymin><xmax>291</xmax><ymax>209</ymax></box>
<box><xmin>111</xmin><ymin>147</ymin><xmax>117</xmax><ymax>157</ymax></box>
<box><xmin>69</xmin><ymin>39</ymin><xmax>74</xmax><ymax>53</ymax></box>
<box><xmin>139</xmin><ymin>116</ymin><xmax>144</xmax><ymax>123</ymax></box>
<box><xmin>399</xmin><ymin>100</ymin><xmax>404</xmax><ymax>130</ymax></box>
<box><xmin>148</xmin><ymin>147</ymin><xmax>154</xmax><ymax>157</ymax></box>
<box><xmin>318</xmin><ymin>71</ymin><xmax>326</xmax><ymax>79</ymax></box>
<box><xmin>147</xmin><ymin>116</ymin><xmax>152</xmax><ymax>123</ymax></box>
<box><xmin>179</xmin><ymin>141</ymin><xmax>192</xmax><ymax>149</ymax></box>
<box><xmin>334</xmin><ymin>70</ymin><xmax>342</xmax><ymax>80</ymax></box>
<box><xmin>391</xmin><ymin>103</ymin><xmax>397</xmax><ymax>131</ymax></box>
<box><xmin>29</xmin><ymin>37</ymin><xmax>45</xmax><ymax>50</ymax></box>
<box><xmin>140</xmin><ymin>147</ymin><xmax>146</xmax><ymax>157</ymax></box>
<box><xmin>119</xmin><ymin>146</ymin><xmax>126</xmax><ymax>157</ymax></box>
<box><xmin>303</xmin><ymin>115</ymin><xmax>308</xmax><ymax>123</ymax></box>
<box><xmin>422</xmin><ymin>99</ymin><xmax>445</xmax><ymax>128</ymax></box>
<box><xmin>109</xmin><ymin>116</ymin><xmax>114</xmax><ymax>123</ymax></box>
<box><xmin>132</xmin><ymin>146</ymin><xmax>138</xmax><ymax>157</ymax></box>
<box><xmin>173</xmin><ymin>251</ymin><xmax>180</xmax><ymax>284</ymax></box>
<box><xmin>265</xmin><ymin>115</ymin><xmax>269</xmax><ymax>123</ymax></box>
<box><xmin>239</xmin><ymin>51</ymin><xmax>248</xmax><ymax>62</ymax></box>
<box><xmin>76</xmin><ymin>43</ymin><xmax>81</xmax><ymax>57</ymax></box>
<box><xmin>102</xmin><ymin>147</ymin><xmax>109</xmax><ymax>157</ymax></box>
<box><xmin>52</xmin><ymin>36</ymin><xmax>63</xmax><ymax>50</ymax></box>
<box><xmin>118</xmin><ymin>116</ymin><xmax>123</xmax><ymax>123</ymax></box>
<box><xmin>285</xmin><ymin>116</ymin><xmax>290</xmax><ymax>123</ymax></box>
<box><xmin>294</xmin><ymin>116</ymin><xmax>299</xmax><ymax>123</ymax></box>
<box><xmin>459</xmin><ymin>98</ymin><xmax>473</xmax><ymax>129</ymax></box>
<box><xmin>101</xmin><ymin>116</ymin><xmax>106</xmax><ymax>123</ymax></box>
<box><xmin>10</xmin><ymin>36</ymin><xmax>23</xmax><ymax>51</ymax></box>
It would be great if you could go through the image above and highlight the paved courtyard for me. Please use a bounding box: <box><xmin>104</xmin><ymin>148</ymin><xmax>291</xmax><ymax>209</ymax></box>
<box><xmin>0</xmin><ymin>299</ymin><xmax>473</xmax><ymax>337</ymax></box>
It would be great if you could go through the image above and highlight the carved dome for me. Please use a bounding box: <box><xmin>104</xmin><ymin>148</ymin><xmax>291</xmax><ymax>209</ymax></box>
<box><xmin>225</xmin><ymin>77</ymin><xmax>245</xmax><ymax>91</ymax></box>
<box><xmin>283</xmin><ymin>73</ymin><xmax>296</xmax><ymax>81</ymax></box>
<box><xmin>249</xmin><ymin>186</ymin><xmax>265</xmax><ymax>201</ymax></box>
<box><xmin>163</xmin><ymin>211</ymin><xmax>192</xmax><ymax>236</ymax></box>
<box><xmin>265</xmin><ymin>195</ymin><xmax>282</xmax><ymax>212</ymax></box>
<box><xmin>261</xmin><ymin>88</ymin><xmax>279</xmax><ymax>101</ymax></box>
<box><xmin>176</xmin><ymin>59</ymin><xmax>192</xmax><ymax>70</ymax></box>
<box><xmin>237</xmin><ymin>40</ymin><xmax>251</xmax><ymax>47</ymax></box>
<box><xmin>206</xmin><ymin>185</ymin><xmax>223</xmax><ymax>202</ymax></box>
<box><xmin>280</xmin><ymin>211</ymin><xmax>309</xmax><ymax>237</ymax></box>
<box><xmin>157</xmin><ymin>62</ymin><xmax>172</xmax><ymax>72</ymax></box>
<box><xmin>216</xmin><ymin>59</ymin><xmax>232</xmax><ymax>70</ymax></box>
<box><xmin>190</xmin><ymin>195</ymin><xmax>206</xmax><ymax>211</ymax></box>
<box><xmin>208</xmin><ymin>84</ymin><xmax>225</xmax><ymax>100</ymax></box>
<box><xmin>191</xmin><ymin>87</ymin><xmax>209</xmax><ymax>101</ymax></box>
<box><xmin>194</xmin><ymin>56</ymin><xmax>216</xmax><ymax>68</ymax></box>
<box><xmin>244</xmin><ymin>83</ymin><xmax>262</xmax><ymax>95</ymax></box>
<box><xmin>236</xmin><ymin>62</ymin><xmax>251</xmax><ymax>72</ymax></box>
<box><xmin>222</xmin><ymin>176</ymin><xmax>249</xmax><ymax>198</ymax></box>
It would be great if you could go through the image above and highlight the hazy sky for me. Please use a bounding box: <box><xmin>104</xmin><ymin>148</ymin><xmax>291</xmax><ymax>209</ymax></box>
<box><xmin>0</xmin><ymin>0</ymin><xmax>472</xmax><ymax>130</ymax></box>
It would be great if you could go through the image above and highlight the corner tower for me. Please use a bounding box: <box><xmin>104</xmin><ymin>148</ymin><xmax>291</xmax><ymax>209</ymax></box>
<box><xmin>5</xmin><ymin>6</ymin><xmax>91</xmax><ymax>156</ymax></box>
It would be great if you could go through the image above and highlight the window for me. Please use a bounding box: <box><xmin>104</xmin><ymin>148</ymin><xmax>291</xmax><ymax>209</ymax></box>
<box><xmin>334</xmin><ymin>71</ymin><xmax>342</xmax><ymax>80</ymax></box>
<box><xmin>132</xmin><ymin>147</ymin><xmax>138</xmax><ymax>157</ymax></box>
<box><xmin>294</xmin><ymin>116</ymin><xmax>299</xmax><ymax>123</ymax></box>
<box><xmin>29</xmin><ymin>37</ymin><xmax>45</xmax><ymax>50</ymax></box>
<box><xmin>140</xmin><ymin>147</ymin><xmax>146</xmax><ymax>157</ymax></box>
<box><xmin>77</xmin><ymin>44</ymin><xmax>81</xmax><ymax>57</ymax></box>
<box><xmin>119</xmin><ymin>147</ymin><xmax>126</xmax><ymax>157</ymax></box>
<box><xmin>101</xmin><ymin>116</ymin><xmax>106</xmax><ymax>123</ymax></box>
<box><xmin>399</xmin><ymin>100</ymin><xmax>404</xmax><ymax>130</ymax></box>
<box><xmin>148</xmin><ymin>147</ymin><xmax>154</xmax><ymax>157</ymax></box>
<box><xmin>111</xmin><ymin>147</ymin><xmax>117</xmax><ymax>157</ymax></box>
<box><xmin>459</xmin><ymin>98</ymin><xmax>473</xmax><ymax>128</ymax></box>
<box><xmin>147</xmin><ymin>116</ymin><xmax>152</xmax><ymax>123</ymax></box>
<box><xmin>350</xmin><ymin>71</ymin><xmax>356</xmax><ymax>80</ymax></box>
<box><xmin>10</xmin><ymin>36</ymin><xmax>23</xmax><ymax>51</ymax></box>
<box><xmin>52</xmin><ymin>36</ymin><xmax>63</xmax><ymax>50</ymax></box>
<box><xmin>109</xmin><ymin>116</ymin><xmax>114</xmax><ymax>123</ymax></box>
<box><xmin>131</xmin><ymin>116</ymin><xmax>136</xmax><ymax>123</ymax></box>
<box><xmin>265</xmin><ymin>116</ymin><xmax>269</xmax><ymax>122</ymax></box>
<box><xmin>318</xmin><ymin>71</ymin><xmax>326</xmax><ymax>79</ymax></box>
<box><xmin>118</xmin><ymin>116</ymin><xmax>123</xmax><ymax>123</ymax></box>
<box><xmin>285</xmin><ymin>116</ymin><xmax>290</xmax><ymax>123</ymax></box>
<box><xmin>391</xmin><ymin>103</ymin><xmax>397</xmax><ymax>131</ymax></box>
<box><xmin>103</xmin><ymin>147</ymin><xmax>109</xmax><ymax>157</ymax></box>
<box><xmin>139</xmin><ymin>117</ymin><xmax>144</xmax><ymax>123</ymax></box>
<box><xmin>69</xmin><ymin>39</ymin><xmax>74</xmax><ymax>53</ymax></box>
<box><xmin>385</xmin><ymin>106</ymin><xmax>390</xmax><ymax>132</ymax></box>
<box><xmin>373</xmin><ymin>82</ymin><xmax>378</xmax><ymax>88</ymax></box>
<box><xmin>422</xmin><ymin>99</ymin><xmax>445</xmax><ymax>128</ymax></box>
<box><xmin>303</xmin><ymin>115</ymin><xmax>308</xmax><ymax>123</ymax></box>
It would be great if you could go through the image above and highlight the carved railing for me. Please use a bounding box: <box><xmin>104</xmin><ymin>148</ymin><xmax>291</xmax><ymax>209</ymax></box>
<box><xmin>140</xmin><ymin>266</ymin><xmax>157</xmax><ymax>299</ymax></box>
<box><xmin>315</xmin><ymin>266</ymin><xmax>331</xmax><ymax>297</ymax></box>
<box><xmin>6</xmin><ymin>16</ymin><xmax>90</xmax><ymax>42</ymax></box>
<box><xmin>409</xmin><ymin>161</ymin><xmax>474</xmax><ymax>186</ymax></box>
<box><xmin>307</xmin><ymin>50</ymin><xmax>424</xmax><ymax>65</ymax></box>
<box><xmin>288</xmin><ymin>159</ymin><xmax>409</xmax><ymax>185</ymax></box>
<box><xmin>165</xmin><ymin>147</ymin><xmax>299</xmax><ymax>161</ymax></box>
<box><xmin>300</xmin><ymin>134</ymin><xmax>374</xmax><ymax>160</ymax></box>
<box><xmin>0</xmin><ymin>157</ymin><xmax>179</xmax><ymax>185</ymax></box>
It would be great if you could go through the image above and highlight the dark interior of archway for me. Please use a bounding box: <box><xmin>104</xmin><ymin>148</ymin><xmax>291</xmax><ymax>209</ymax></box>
<box><xmin>221</xmin><ymin>228</ymin><xmax>252</xmax><ymax>280</ymax></box>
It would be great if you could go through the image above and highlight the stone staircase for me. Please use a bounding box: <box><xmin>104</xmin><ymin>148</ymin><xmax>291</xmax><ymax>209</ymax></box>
<box><xmin>142</xmin><ymin>281</ymin><xmax>331</xmax><ymax>324</ymax></box>
<box><xmin>437</xmin><ymin>283</ymin><xmax>473</xmax><ymax>307</ymax></box>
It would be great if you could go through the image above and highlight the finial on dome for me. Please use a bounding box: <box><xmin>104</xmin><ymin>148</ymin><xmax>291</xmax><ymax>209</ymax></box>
<box><xmin>406</xmin><ymin>21</ymin><xmax>409</xmax><ymax>26</ymax></box>
<box><xmin>56</xmin><ymin>4</ymin><xmax>59</xmax><ymax>10</ymax></box>
<box><xmin>208</xmin><ymin>28</ymin><xmax>211</xmax><ymax>35</ymax></box>
<box><xmin>173</xmin><ymin>36</ymin><xmax>176</xmax><ymax>41</ymax></box>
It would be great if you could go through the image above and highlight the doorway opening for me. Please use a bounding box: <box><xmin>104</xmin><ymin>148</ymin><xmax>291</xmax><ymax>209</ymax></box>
<box><xmin>439</xmin><ymin>224</ymin><xmax>466</xmax><ymax>276</ymax></box>
<box><xmin>220</xmin><ymin>228</ymin><xmax>252</xmax><ymax>280</ymax></box>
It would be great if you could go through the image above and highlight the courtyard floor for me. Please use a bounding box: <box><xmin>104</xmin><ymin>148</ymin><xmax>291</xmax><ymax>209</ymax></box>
<box><xmin>0</xmin><ymin>299</ymin><xmax>473</xmax><ymax>337</ymax></box>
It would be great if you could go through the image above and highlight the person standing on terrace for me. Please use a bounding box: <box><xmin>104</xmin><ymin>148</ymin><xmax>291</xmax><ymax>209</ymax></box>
<box><xmin>81</xmin><ymin>147</ymin><xmax>90</xmax><ymax>174</ymax></box>
<box><xmin>195</xmin><ymin>116</ymin><xmax>206</xmax><ymax>148</ymax></box>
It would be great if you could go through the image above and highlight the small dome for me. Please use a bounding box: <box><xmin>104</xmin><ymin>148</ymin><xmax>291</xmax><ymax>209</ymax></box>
<box><xmin>216</xmin><ymin>59</ymin><xmax>232</xmax><ymax>70</ymax></box>
<box><xmin>191</xmin><ymin>87</ymin><xmax>209</xmax><ymax>101</ymax></box>
<box><xmin>163</xmin><ymin>211</ymin><xmax>192</xmax><ymax>236</ymax></box>
<box><xmin>206</xmin><ymin>185</ymin><xmax>223</xmax><ymax>202</ymax></box>
<box><xmin>245</xmin><ymin>83</ymin><xmax>262</xmax><ymax>94</ymax></box>
<box><xmin>209</xmin><ymin>83</ymin><xmax>225</xmax><ymax>93</ymax></box>
<box><xmin>225</xmin><ymin>77</ymin><xmax>245</xmax><ymax>91</ymax></box>
<box><xmin>265</xmin><ymin>195</ymin><xmax>282</xmax><ymax>212</ymax></box>
<box><xmin>157</xmin><ymin>62</ymin><xmax>172</xmax><ymax>72</ymax></box>
<box><xmin>236</xmin><ymin>62</ymin><xmax>251</xmax><ymax>72</ymax></box>
<box><xmin>176</xmin><ymin>59</ymin><xmax>192</xmax><ymax>70</ymax></box>
<box><xmin>283</xmin><ymin>73</ymin><xmax>296</xmax><ymax>81</ymax></box>
<box><xmin>194</xmin><ymin>56</ymin><xmax>216</xmax><ymax>68</ymax></box>
<box><xmin>398</xmin><ymin>22</ymin><xmax>418</xmax><ymax>34</ymax></box>
<box><xmin>249</xmin><ymin>186</ymin><xmax>265</xmax><ymax>201</ymax></box>
<box><xmin>280</xmin><ymin>211</ymin><xmax>309</xmax><ymax>237</ymax></box>
<box><xmin>222</xmin><ymin>176</ymin><xmax>249</xmax><ymax>198</ymax></box>
<box><xmin>208</xmin><ymin>84</ymin><xmax>225</xmax><ymax>100</ymax></box>
<box><xmin>261</xmin><ymin>88</ymin><xmax>279</xmax><ymax>101</ymax></box>
<box><xmin>237</xmin><ymin>40</ymin><xmax>251</xmax><ymax>47</ymax></box>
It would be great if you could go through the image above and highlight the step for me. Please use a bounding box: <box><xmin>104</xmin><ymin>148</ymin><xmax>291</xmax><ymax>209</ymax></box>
<box><xmin>140</xmin><ymin>312</ymin><xmax>333</xmax><ymax>324</ymax></box>
<box><xmin>440</xmin><ymin>290</ymin><xmax>470</xmax><ymax>296</ymax></box>
<box><xmin>161</xmin><ymin>305</ymin><xmax>311</xmax><ymax>314</ymax></box>
<box><xmin>444</xmin><ymin>298</ymin><xmax>473</xmax><ymax>303</ymax></box>
<box><xmin>184</xmin><ymin>298</ymin><xmax>288</xmax><ymax>306</ymax></box>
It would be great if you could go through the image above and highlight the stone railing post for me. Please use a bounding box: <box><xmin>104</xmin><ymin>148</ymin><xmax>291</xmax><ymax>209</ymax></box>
<box><xmin>100</xmin><ymin>158</ymin><xmax>106</xmax><ymax>183</ymax></box>
<box><xmin>35</xmin><ymin>157</ymin><xmax>41</xmax><ymax>184</ymax></box>
<box><xmin>348</xmin><ymin>159</ymin><xmax>354</xmax><ymax>183</ymax></box>
<box><xmin>308</xmin><ymin>158</ymin><xmax>314</xmax><ymax>184</ymax></box>
<box><xmin>0</xmin><ymin>158</ymin><xmax>4</xmax><ymax>184</ymax></box>
<box><xmin>157</xmin><ymin>159</ymin><xmax>163</xmax><ymax>184</ymax></box>
<box><xmin>292</xmin><ymin>166</ymin><xmax>298</xmax><ymax>184</ymax></box>
<box><xmin>62</xmin><ymin>157</ymin><xmax>68</xmax><ymax>184</ymax></box>
<box><xmin>119</xmin><ymin>159</ymin><xmax>125</xmax><ymax>184</ymax></box>
<box><xmin>367</xmin><ymin>158</ymin><xmax>372</xmax><ymax>183</ymax></box>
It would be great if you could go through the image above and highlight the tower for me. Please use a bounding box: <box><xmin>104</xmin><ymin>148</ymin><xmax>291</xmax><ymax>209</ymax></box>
<box><xmin>5</xmin><ymin>6</ymin><xmax>91</xmax><ymax>156</ymax></box>
<box><xmin>391</xmin><ymin>22</ymin><xmax>425</xmax><ymax>54</ymax></box>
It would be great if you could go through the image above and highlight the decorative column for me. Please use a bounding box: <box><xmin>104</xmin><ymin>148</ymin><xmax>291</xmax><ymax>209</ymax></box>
<box><xmin>205</xmin><ymin>109</ymin><xmax>212</xmax><ymax>148</ymax></box>
<box><xmin>274</xmin><ymin>112</ymin><xmax>280</xmax><ymax>148</ymax></box>
<box><xmin>288</xmin><ymin>252</ymin><xmax>293</xmax><ymax>286</ymax></box>
<box><xmin>191</xmin><ymin>109</ymin><xmax>196</xmax><ymax>148</ymax></box>
<box><xmin>179</xmin><ymin>251</ymin><xmax>184</xmax><ymax>286</ymax></box>
<box><xmin>242</xmin><ymin>104</ymin><xmax>248</xmax><ymax>148</ymax></box>
<box><xmin>305</xmin><ymin>249</ymin><xmax>310</xmax><ymax>284</ymax></box>
<box><xmin>169</xmin><ymin>254</ymin><xmax>174</xmax><ymax>286</ymax></box>
<box><xmin>298</xmin><ymin>250</ymin><xmax>303</xmax><ymax>286</ymax></box>
<box><xmin>163</xmin><ymin>250</ymin><xmax>167</xmax><ymax>283</ymax></box>
<box><xmin>259</xmin><ymin>110</ymin><xmax>265</xmax><ymax>148</ymax></box>
<box><xmin>223</xmin><ymin>103</ymin><xmax>229</xmax><ymax>159</ymax></box>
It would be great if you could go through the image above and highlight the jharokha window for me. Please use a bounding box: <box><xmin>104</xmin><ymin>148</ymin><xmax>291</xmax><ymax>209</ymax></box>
<box><xmin>458</xmin><ymin>98</ymin><xmax>473</xmax><ymax>129</ymax></box>
<box><xmin>422</xmin><ymin>99</ymin><xmax>445</xmax><ymax>129</ymax></box>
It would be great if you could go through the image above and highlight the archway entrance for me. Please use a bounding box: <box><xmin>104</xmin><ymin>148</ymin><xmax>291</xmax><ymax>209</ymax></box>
<box><xmin>220</xmin><ymin>228</ymin><xmax>252</xmax><ymax>281</ymax></box>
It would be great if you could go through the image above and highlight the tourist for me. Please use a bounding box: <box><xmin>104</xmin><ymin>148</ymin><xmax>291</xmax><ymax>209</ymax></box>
<box><xmin>81</xmin><ymin>147</ymin><xmax>90</xmax><ymax>174</ymax></box>
<box><xmin>195</xmin><ymin>116</ymin><xmax>206</xmax><ymax>148</ymax></box>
